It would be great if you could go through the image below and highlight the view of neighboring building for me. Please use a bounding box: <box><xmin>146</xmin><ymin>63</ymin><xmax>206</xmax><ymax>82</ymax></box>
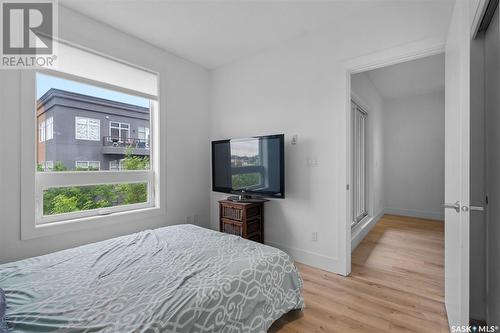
<box><xmin>37</xmin><ymin>88</ymin><xmax>150</xmax><ymax>171</ymax></box>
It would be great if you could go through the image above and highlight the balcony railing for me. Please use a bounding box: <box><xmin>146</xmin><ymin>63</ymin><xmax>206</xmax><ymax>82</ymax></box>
<box><xmin>103</xmin><ymin>136</ymin><xmax>149</xmax><ymax>149</ymax></box>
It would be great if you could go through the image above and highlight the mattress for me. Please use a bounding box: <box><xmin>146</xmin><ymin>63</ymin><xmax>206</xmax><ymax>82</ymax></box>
<box><xmin>0</xmin><ymin>224</ymin><xmax>303</xmax><ymax>332</ymax></box>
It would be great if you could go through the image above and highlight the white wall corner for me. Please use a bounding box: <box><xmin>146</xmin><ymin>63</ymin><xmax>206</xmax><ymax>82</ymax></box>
<box><xmin>265</xmin><ymin>241</ymin><xmax>340</xmax><ymax>275</ymax></box>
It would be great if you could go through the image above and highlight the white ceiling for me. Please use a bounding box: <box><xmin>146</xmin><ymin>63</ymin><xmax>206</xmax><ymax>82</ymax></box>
<box><xmin>363</xmin><ymin>53</ymin><xmax>445</xmax><ymax>100</ymax></box>
<box><xmin>60</xmin><ymin>0</ymin><xmax>454</xmax><ymax>69</ymax></box>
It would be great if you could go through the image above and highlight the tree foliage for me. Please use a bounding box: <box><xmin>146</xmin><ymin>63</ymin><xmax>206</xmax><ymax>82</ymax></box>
<box><xmin>232</xmin><ymin>173</ymin><xmax>261</xmax><ymax>189</ymax></box>
<box><xmin>42</xmin><ymin>148</ymin><xmax>150</xmax><ymax>216</ymax></box>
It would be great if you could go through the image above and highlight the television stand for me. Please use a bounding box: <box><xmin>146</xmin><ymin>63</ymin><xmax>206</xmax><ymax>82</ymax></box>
<box><xmin>219</xmin><ymin>200</ymin><xmax>267</xmax><ymax>243</ymax></box>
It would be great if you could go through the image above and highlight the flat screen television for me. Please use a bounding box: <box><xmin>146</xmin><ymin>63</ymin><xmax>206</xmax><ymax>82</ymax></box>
<box><xmin>212</xmin><ymin>134</ymin><xmax>285</xmax><ymax>199</ymax></box>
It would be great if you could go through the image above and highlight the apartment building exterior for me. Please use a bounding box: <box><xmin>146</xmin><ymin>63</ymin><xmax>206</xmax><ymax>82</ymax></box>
<box><xmin>37</xmin><ymin>89</ymin><xmax>150</xmax><ymax>171</ymax></box>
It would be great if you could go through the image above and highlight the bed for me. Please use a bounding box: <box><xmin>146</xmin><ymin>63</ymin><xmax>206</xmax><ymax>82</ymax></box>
<box><xmin>0</xmin><ymin>224</ymin><xmax>303</xmax><ymax>332</ymax></box>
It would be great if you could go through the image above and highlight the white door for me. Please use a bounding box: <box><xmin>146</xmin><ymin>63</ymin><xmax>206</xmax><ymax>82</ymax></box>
<box><xmin>444</xmin><ymin>0</ymin><xmax>471</xmax><ymax>328</ymax></box>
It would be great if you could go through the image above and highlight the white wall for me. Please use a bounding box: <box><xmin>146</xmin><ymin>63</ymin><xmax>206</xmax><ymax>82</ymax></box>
<box><xmin>0</xmin><ymin>6</ymin><xmax>210</xmax><ymax>263</ymax></box>
<box><xmin>383</xmin><ymin>91</ymin><xmax>445</xmax><ymax>220</ymax></box>
<box><xmin>350</xmin><ymin>73</ymin><xmax>385</xmax><ymax>250</ymax></box>
<box><xmin>209</xmin><ymin>3</ymin><xmax>452</xmax><ymax>273</ymax></box>
<box><xmin>351</xmin><ymin>73</ymin><xmax>385</xmax><ymax>218</ymax></box>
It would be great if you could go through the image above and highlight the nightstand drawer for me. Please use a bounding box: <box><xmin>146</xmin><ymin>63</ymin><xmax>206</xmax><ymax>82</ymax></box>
<box><xmin>221</xmin><ymin>205</ymin><xmax>243</xmax><ymax>221</ymax></box>
<box><xmin>221</xmin><ymin>218</ymin><xmax>243</xmax><ymax>236</ymax></box>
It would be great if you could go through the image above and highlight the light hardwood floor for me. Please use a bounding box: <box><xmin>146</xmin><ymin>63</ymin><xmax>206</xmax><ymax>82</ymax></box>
<box><xmin>269</xmin><ymin>214</ymin><xmax>448</xmax><ymax>333</ymax></box>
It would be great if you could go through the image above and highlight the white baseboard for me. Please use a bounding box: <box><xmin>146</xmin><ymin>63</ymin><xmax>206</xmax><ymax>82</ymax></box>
<box><xmin>384</xmin><ymin>208</ymin><xmax>444</xmax><ymax>221</ymax></box>
<box><xmin>265</xmin><ymin>241</ymin><xmax>340</xmax><ymax>274</ymax></box>
<box><xmin>351</xmin><ymin>211</ymin><xmax>384</xmax><ymax>252</ymax></box>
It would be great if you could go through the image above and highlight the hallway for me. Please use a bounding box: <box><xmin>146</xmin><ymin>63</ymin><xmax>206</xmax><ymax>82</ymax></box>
<box><xmin>270</xmin><ymin>215</ymin><xmax>448</xmax><ymax>332</ymax></box>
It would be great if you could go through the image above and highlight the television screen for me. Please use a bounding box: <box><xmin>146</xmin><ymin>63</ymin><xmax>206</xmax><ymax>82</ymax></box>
<box><xmin>212</xmin><ymin>134</ymin><xmax>284</xmax><ymax>198</ymax></box>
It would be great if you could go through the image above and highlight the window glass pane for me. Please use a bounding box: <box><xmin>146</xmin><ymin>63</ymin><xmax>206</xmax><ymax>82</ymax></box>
<box><xmin>89</xmin><ymin>161</ymin><xmax>100</xmax><ymax>170</ymax></box>
<box><xmin>75</xmin><ymin>161</ymin><xmax>88</xmax><ymax>169</ymax></box>
<box><xmin>88</xmin><ymin>122</ymin><xmax>100</xmax><ymax>140</ymax></box>
<box><xmin>43</xmin><ymin>182</ymin><xmax>148</xmax><ymax>216</ymax></box>
<box><xmin>76</xmin><ymin>124</ymin><xmax>87</xmax><ymax>139</ymax></box>
<box><xmin>45</xmin><ymin>117</ymin><xmax>53</xmax><ymax>140</ymax></box>
<box><xmin>120</xmin><ymin>129</ymin><xmax>129</xmax><ymax>139</ymax></box>
<box><xmin>232</xmin><ymin>173</ymin><xmax>262</xmax><ymax>189</ymax></box>
<box><xmin>138</xmin><ymin>127</ymin><xmax>150</xmax><ymax>141</ymax></box>
<box><xmin>36</xmin><ymin>73</ymin><xmax>151</xmax><ymax>172</ymax></box>
<box><xmin>39</xmin><ymin>122</ymin><xmax>45</xmax><ymax>142</ymax></box>
<box><xmin>230</xmin><ymin>139</ymin><xmax>261</xmax><ymax>167</ymax></box>
<box><xmin>109</xmin><ymin>160</ymin><xmax>119</xmax><ymax>170</ymax></box>
<box><xmin>352</xmin><ymin>104</ymin><xmax>367</xmax><ymax>226</ymax></box>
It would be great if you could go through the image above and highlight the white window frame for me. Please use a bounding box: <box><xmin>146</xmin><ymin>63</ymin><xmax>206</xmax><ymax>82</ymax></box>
<box><xmin>45</xmin><ymin>161</ymin><xmax>54</xmax><ymax>171</ymax></box>
<box><xmin>88</xmin><ymin>161</ymin><xmax>100</xmax><ymax>170</ymax></box>
<box><xmin>75</xmin><ymin>116</ymin><xmax>100</xmax><ymax>141</ymax></box>
<box><xmin>109</xmin><ymin>159</ymin><xmax>125</xmax><ymax>171</ymax></box>
<box><xmin>109</xmin><ymin>121</ymin><xmax>130</xmax><ymax>140</ymax></box>
<box><xmin>45</xmin><ymin>117</ymin><xmax>53</xmax><ymax>140</ymax></box>
<box><xmin>138</xmin><ymin>126</ymin><xmax>149</xmax><ymax>141</ymax></box>
<box><xmin>351</xmin><ymin>101</ymin><xmax>368</xmax><ymax>227</ymax></box>
<box><xmin>20</xmin><ymin>45</ymin><xmax>162</xmax><ymax>240</ymax></box>
<box><xmin>39</xmin><ymin>121</ymin><xmax>46</xmax><ymax>142</ymax></box>
<box><xmin>75</xmin><ymin>161</ymin><xmax>101</xmax><ymax>171</ymax></box>
<box><xmin>39</xmin><ymin>161</ymin><xmax>54</xmax><ymax>171</ymax></box>
<box><xmin>39</xmin><ymin>117</ymin><xmax>54</xmax><ymax>142</ymax></box>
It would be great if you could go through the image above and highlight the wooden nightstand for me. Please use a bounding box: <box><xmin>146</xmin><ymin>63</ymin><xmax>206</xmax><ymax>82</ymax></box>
<box><xmin>219</xmin><ymin>200</ymin><xmax>266</xmax><ymax>243</ymax></box>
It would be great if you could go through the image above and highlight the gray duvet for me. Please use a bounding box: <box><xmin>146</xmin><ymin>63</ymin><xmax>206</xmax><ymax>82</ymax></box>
<box><xmin>0</xmin><ymin>224</ymin><xmax>303</xmax><ymax>333</ymax></box>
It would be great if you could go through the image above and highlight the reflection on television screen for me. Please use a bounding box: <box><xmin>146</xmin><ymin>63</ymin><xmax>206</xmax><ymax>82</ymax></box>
<box><xmin>212</xmin><ymin>135</ymin><xmax>284</xmax><ymax>198</ymax></box>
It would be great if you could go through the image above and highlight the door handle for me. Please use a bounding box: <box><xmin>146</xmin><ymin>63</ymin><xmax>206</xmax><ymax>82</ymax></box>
<box><xmin>443</xmin><ymin>201</ymin><xmax>461</xmax><ymax>213</ymax></box>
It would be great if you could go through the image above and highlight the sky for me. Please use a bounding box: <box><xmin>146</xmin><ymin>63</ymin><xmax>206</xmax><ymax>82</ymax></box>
<box><xmin>36</xmin><ymin>73</ymin><xmax>150</xmax><ymax>108</ymax></box>
<box><xmin>231</xmin><ymin>139</ymin><xmax>259</xmax><ymax>157</ymax></box>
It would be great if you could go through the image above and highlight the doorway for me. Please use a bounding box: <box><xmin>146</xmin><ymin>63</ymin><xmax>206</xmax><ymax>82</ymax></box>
<box><xmin>345</xmin><ymin>48</ymin><xmax>450</xmax><ymax>329</ymax></box>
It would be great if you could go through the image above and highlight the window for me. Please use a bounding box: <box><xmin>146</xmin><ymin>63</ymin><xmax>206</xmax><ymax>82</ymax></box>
<box><xmin>110</xmin><ymin>122</ymin><xmax>130</xmax><ymax>140</ymax></box>
<box><xmin>43</xmin><ymin>183</ymin><xmax>148</xmax><ymax>217</ymax></box>
<box><xmin>76</xmin><ymin>117</ymin><xmax>100</xmax><ymax>141</ymax></box>
<box><xmin>46</xmin><ymin>117</ymin><xmax>53</xmax><ymax>140</ymax></box>
<box><xmin>109</xmin><ymin>159</ymin><xmax>125</xmax><ymax>171</ymax></box>
<box><xmin>38</xmin><ymin>161</ymin><xmax>54</xmax><ymax>171</ymax></box>
<box><xmin>39</xmin><ymin>117</ymin><xmax>54</xmax><ymax>142</ymax></box>
<box><xmin>25</xmin><ymin>45</ymin><xmax>159</xmax><ymax>233</ymax></box>
<box><xmin>36</xmin><ymin>72</ymin><xmax>154</xmax><ymax>223</ymax></box>
<box><xmin>138</xmin><ymin>126</ymin><xmax>149</xmax><ymax>141</ymax></box>
<box><xmin>230</xmin><ymin>139</ymin><xmax>265</xmax><ymax>190</ymax></box>
<box><xmin>22</xmin><ymin>41</ymin><xmax>160</xmax><ymax>239</ymax></box>
<box><xmin>39</xmin><ymin>122</ymin><xmax>45</xmax><ymax>142</ymax></box>
<box><xmin>75</xmin><ymin>161</ymin><xmax>100</xmax><ymax>171</ymax></box>
<box><xmin>35</xmin><ymin>72</ymin><xmax>155</xmax><ymax>224</ymax></box>
<box><xmin>351</xmin><ymin>101</ymin><xmax>367</xmax><ymax>227</ymax></box>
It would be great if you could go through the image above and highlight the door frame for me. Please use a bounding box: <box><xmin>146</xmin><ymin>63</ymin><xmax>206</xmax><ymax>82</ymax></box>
<box><xmin>341</xmin><ymin>38</ymin><xmax>445</xmax><ymax>276</ymax></box>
